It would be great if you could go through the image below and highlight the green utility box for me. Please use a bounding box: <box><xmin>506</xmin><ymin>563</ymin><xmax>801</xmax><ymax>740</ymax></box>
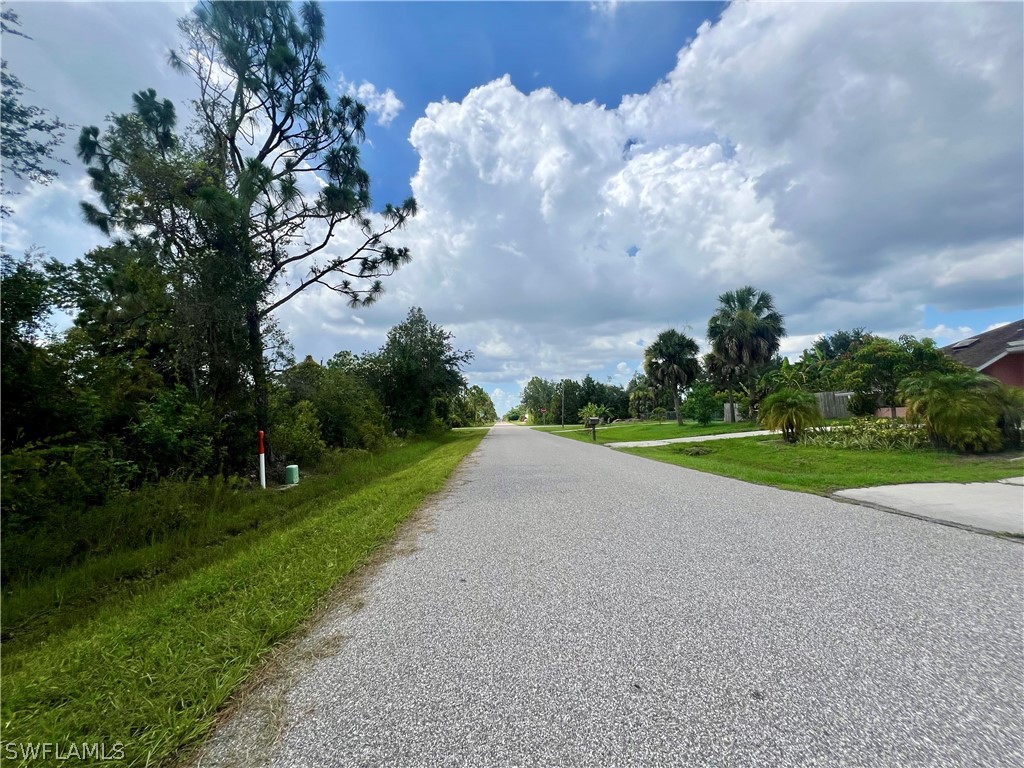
<box><xmin>285</xmin><ymin>465</ymin><xmax>299</xmax><ymax>485</ymax></box>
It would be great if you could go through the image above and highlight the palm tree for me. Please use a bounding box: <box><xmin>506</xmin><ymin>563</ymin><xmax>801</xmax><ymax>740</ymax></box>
<box><xmin>628</xmin><ymin>386</ymin><xmax>656</xmax><ymax>419</ymax></box>
<box><xmin>760</xmin><ymin>388</ymin><xmax>823</xmax><ymax>443</ymax></box>
<box><xmin>707</xmin><ymin>286</ymin><xmax>786</xmax><ymax>421</ymax></box>
<box><xmin>644</xmin><ymin>329</ymin><xmax>700</xmax><ymax>426</ymax></box>
<box><xmin>900</xmin><ymin>371</ymin><xmax>1004</xmax><ymax>453</ymax></box>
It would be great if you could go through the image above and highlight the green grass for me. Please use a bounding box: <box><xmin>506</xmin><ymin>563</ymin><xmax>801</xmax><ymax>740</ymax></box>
<box><xmin>533</xmin><ymin>420</ymin><xmax>762</xmax><ymax>444</ymax></box>
<box><xmin>623</xmin><ymin>436</ymin><xmax>1023</xmax><ymax>494</ymax></box>
<box><xmin>2</xmin><ymin>438</ymin><xmax>485</xmax><ymax>650</ymax></box>
<box><xmin>1</xmin><ymin>430</ymin><xmax>484</xmax><ymax>767</ymax></box>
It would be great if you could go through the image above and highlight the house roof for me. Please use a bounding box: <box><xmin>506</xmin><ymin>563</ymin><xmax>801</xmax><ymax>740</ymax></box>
<box><xmin>942</xmin><ymin>319</ymin><xmax>1024</xmax><ymax>369</ymax></box>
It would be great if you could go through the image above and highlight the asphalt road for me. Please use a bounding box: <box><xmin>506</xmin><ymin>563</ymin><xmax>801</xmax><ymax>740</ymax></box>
<box><xmin>198</xmin><ymin>424</ymin><xmax>1024</xmax><ymax>768</ymax></box>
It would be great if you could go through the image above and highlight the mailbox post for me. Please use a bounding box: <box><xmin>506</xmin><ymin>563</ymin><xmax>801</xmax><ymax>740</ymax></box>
<box><xmin>586</xmin><ymin>416</ymin><xmax>600</xmax><ymax>441</ymax></box>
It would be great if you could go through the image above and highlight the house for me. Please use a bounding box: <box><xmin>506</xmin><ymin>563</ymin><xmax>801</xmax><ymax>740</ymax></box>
<box><xmin>942</xmin><ymin>320</ymin><xmax>1024</xmax><ymax>388</ymax></box>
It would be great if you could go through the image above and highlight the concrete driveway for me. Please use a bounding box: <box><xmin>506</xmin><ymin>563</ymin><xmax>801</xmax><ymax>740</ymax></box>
<box><xmin>197</xmin><ymin>424</ymin><xmax>1023</xmax><ymax>767</ymax></box>
<box><xmin>835</xmin><ymin>478</ymin><xmax>1024</xmax><ymax>535</ymax></box>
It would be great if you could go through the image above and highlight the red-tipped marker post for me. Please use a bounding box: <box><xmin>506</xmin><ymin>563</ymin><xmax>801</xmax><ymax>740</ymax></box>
<box><xmin>258</xmin><ymin>430</ymin><xmax>266</xmax><ymax>489</ymax></box>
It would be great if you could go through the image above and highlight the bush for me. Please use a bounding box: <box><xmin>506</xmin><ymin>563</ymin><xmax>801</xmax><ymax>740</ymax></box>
<box><xmin>682</xmin><ymin>381</ymin><xmax>719</xmax><ymax>425</ymax></box>
<box><xmin>801</xmin><ymin>417</ymin><xmax>928</xmax><ymax>450</ymax></box>
<box><xmin>129</xmin><ymin>385</ymin><xmax>223</xmax><ymax>480</ymax></box>
<box><xmin>270</xmin><ymin>401</ymin><xmax>327</xmax><ymax>466</ymax></box>
<box><xmin>847</xmin><ymin>391</ymin><xmax>878</xmax><ymax>417</ymax></box>
<box><xmin>1</xmin><ymin>440</ymin><xmax>137</xmax><ymax>537</ymax></box>
<box><xmin>900</xmin><ymin>371</ymin><xmax>1006</xmax><ymax>453</ymax></box>
<box><xmin>578</xmin><ymin>402</ymin><xmax>610</xmax><ymax>423</ymax></box>
<box><xmin>312</xmin><ymin>368</ymin><xmax>388</xmax><ymax>451</ymax></box>
<box><xmin>760</xmin><ymin>389</ymin><xmax>823</xmax><ymax>443</ymax></box>
<box><xmin>995</xmin><ymin>385</ymin><xmax>1024</xmax><ymax>450</ymax></box>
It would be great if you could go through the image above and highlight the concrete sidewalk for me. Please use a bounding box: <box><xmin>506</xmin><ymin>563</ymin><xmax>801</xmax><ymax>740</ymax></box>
<box><xmin>835</xmin><ymin>478</ymin><xmax>1024</xmax><ymax>536</ymax></box>
<box><xmin>607</xmin><ymin>429</ymin><xmax>774</xmax><ymax>448</ymax></box>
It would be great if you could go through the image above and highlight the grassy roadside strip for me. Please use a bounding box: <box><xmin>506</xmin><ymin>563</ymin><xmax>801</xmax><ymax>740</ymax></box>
<box><xmin>621</xmin><ymin>437</ymin><xmax>1023</xmax><ymax>495</ymax></box>
<box><xmin>1</xmin><ymin>430</ymin><xmax>485</xmax><ymax>768</ymax></box>
<box><xmin>535</xmin><ymin>420</ymin><xmax>763</xmax><ymax>444</ymax></box>
<box><xmin>3</xmin><ymin>439</ymin><xmax>481</xmax><ymax>651</ymax></box>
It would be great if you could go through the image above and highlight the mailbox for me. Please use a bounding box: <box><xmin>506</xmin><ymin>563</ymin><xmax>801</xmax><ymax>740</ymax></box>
<box><xmin>585</xmin><ymin>417</ymin><xmax>600</xmax><ymax>427</ymax></box>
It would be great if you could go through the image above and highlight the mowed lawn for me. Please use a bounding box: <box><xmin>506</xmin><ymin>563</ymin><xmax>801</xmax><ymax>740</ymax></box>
<box><xmin>533</xmin><ymin>420</ymin><xmax>761</xmax><ymax>444</ymax></box>
<box><xmin>623</xmin><ymin>436</ymin><xmax>1024</xmax><ymax>495</ymax></box>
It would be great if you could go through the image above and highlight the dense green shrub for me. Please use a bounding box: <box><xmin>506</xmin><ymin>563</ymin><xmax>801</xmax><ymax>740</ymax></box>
<box><xmin>129</xmin><ymin>385</ymin><xmax>223</xmax><ymax>480</ymax></box>
<box><xmin>760</xmin><ymin>389</ymin><xmax>823</xmax><ymax>442</ymax></box>
<box><xmin>270</xmin><ymin>401</ymin><xmax>327</xmax><ymax>466</ymax></box>
<box><xmin>801</xmin><ymin>417</ymin><xmax>928</xmax><ymax>450</ymax></box>
<box><xmin>682</xmin><ymin>381</ymin><xmax>719</xmax><ymax>425</ymax></box>
<box><xmin>0</xmin><ymin>440</ymin><xmax>137</xmax><ymax>538</ymax></box>
<box><xmin>900</xmin><ymin>371</ymin><xmax>1009</xmax><ymax>453</ymax></box>
<box><xmin>846</xmin><ymin>391</ymin><xmax>878</xmax><ymax>417</ymax></box>
<box><xmin>994</xmin><ymin>385</ymin><xmax>1024</xmax><ymax>450</ymax></box>
<box><xmin>312</xmin><ymin>368</ymin><xmax>388</xmax><ymax>451</ymax></box>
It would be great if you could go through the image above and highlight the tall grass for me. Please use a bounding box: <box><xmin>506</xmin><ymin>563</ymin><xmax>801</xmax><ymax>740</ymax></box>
<box><xmin>1</xmin><ymin>431</ymin><xmax>485</xmax><ymax>767</ymax></box>
<box><xmin>2</xmin><ymin>444</ymin><xmax>454</xmax><ymax>650</ymax></box>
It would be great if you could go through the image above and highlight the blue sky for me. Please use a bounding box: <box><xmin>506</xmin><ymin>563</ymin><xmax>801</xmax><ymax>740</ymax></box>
<box><xmin>3</xmin><ymin>1</ymin><xmax>1022</xmax><ymax>417</ymax></box>
<box><xmin>318</xmin><ymin>2</ymin><xmax>725</xmax><ymax>208</ymax></box>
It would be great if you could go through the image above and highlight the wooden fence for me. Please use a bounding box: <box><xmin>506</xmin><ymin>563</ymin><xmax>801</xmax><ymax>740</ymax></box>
<box><xmin>815</xmin><ymin>391</ymin><xmax>852</xmax><ymax>420</ymax></box>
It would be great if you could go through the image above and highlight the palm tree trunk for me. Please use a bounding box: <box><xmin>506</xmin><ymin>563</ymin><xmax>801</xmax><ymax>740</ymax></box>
<box><xmin>727</xmin><ymin>389</ymin><xmax>735</xmax><ymax>422</ymax></box>
<box><xmin>673</xmin><ymin>390</ymin><xmax>682</xmax><ymax>426</ymax></box>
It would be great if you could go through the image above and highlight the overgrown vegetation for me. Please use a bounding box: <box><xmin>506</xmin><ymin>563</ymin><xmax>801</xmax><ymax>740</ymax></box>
<box><xmin>0</xmin><ymin>5</ymin><xmax>498</xmax><ymax>574</ymax></box>
<box><xmin>1</xmin><ymin>0</ymin><xmax>496</xmax><ymax>682</ymax></box>
<box><xmin>2</xmin><ymin>6</ymin><xmax>392</xmax><ymax>530</ymax></box>
<box><xmin>0</xmin><ymin>302</ymin><xmax>492</xmax><ymax>577</ymax></box>
<box><xmin>1</xmin><ymin>431</ymin><xmax>485</xmax><ymax>767</ymax></box>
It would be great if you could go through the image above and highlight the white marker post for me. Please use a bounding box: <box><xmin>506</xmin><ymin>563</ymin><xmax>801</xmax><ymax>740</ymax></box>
<box><xmin>258</xmin><ymin>430</ymin><xmax>266</xmax><ymax>489</ymax></box>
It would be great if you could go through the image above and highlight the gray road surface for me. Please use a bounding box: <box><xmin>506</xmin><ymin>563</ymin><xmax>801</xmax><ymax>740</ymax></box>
<box><xmin>198</xmin><ymin>424</ymin><xmax>1024</xmax><ymax>768</ymax></box>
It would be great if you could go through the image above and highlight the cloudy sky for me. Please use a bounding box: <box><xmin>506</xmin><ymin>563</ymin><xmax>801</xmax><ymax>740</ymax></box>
<box><xmin>3</xmin><ymin>1</ymin><xmax>1022</xmax><ymax>416</ymax></box>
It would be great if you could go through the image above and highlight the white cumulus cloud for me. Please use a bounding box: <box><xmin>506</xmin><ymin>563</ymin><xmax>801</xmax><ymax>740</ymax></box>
<box><xmin>283</xmin><ymin>1</ymin><xmax>1022</xmax><ymax>389</ymax></box>
<box><xmin>337</xmin><ymin>74</ymin><xmax>404</xmax><ymax>127</ymax></box>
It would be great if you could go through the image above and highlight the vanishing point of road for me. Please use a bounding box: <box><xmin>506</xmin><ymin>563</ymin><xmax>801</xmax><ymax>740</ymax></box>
<box><xmin>199</xmin><ymin>424</ymin><xmax>1024</xmax><ymax>767</ymax></box>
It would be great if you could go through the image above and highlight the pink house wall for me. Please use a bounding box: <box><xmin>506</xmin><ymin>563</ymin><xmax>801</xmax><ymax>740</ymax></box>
<box><xmin>874</xmin><ymin>406</ymin><xmax>907</xmax><ymax>419</ymax></box>
<box><xmin>983</xmin><ymin>353</ymin><xmax>1024</xmax><ymax>388</ymax></box>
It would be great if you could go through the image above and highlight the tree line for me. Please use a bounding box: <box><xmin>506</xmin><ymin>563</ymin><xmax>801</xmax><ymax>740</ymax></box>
<box><xmin>515</xmin><ymin>286</ymin><xmax>786</xmax><ymax>426</ymax></box>
<box><xmin>1</xmin><ymin>4</ymin><xmax>494</xmax><ymax>552</ymax></box>
<box><xmin>516</xmin><ymin>285</ymin><xmax>1021</xmax><ymax>453</ymax></box>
